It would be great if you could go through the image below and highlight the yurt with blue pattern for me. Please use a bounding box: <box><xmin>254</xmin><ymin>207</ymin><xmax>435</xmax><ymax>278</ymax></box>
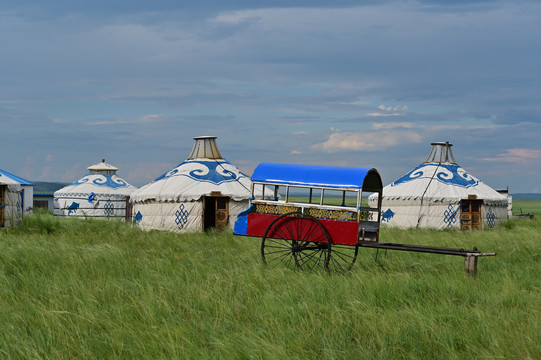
<box><xmin>368</xmin><ymin>142</ymin><xmax>508</xmax><ymax>230</ymax></box>
<box><xmin>54</xmin><ymin>160</ymin><xmax>137</xmax><ymax>219</ymax></box>
<box><xmin>130</xmin><ymin>136</ymin><xmax>255</xmax><ymax>233</ymax></box>
<box><xmin>0</xmin><ymin>169</ymin><xmax>34</xmax><ymax>228</ymax></box>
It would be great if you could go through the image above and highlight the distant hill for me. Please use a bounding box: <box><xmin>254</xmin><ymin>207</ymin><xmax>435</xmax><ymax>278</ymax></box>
<box><xmin>512</xmin><ymin>193</ymin><xmax>541</xmax><ymax>200</ymax></box>
<box><xmin>33</xmin><ymin>181</ymin><xmax>69</xmax><ymax>194</ymax></box>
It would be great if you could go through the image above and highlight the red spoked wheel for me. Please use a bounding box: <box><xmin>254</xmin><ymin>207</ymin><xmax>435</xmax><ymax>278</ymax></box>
<box><xmin>261</xmin><ymin>212</ymin><xmax>358</xmax><ymax>271</ymax></box>
<box><xmin>261</xmin><ymin>212</ymin><xmax>331</xmax><ymax>270</ymax></box>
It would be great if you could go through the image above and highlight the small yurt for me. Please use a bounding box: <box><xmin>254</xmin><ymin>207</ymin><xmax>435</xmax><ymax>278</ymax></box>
<box><xmin>130</xmin><ymin>136</ymin><xmax>254</xmax><ymax>233</ymax></box>
<box><xmin>0</xmin><ymin>169</ymin><xmax>34</xmax><ymax>227</ymax></box>
<box><xmin>54</xmin><ymin>160</ymin><xmax>137</xmax><ymax>219</ymax></box>
<box><xmin>369</xmin><ymin>142</ymin><xmax>508</xmax><ymax>230</ymax></box>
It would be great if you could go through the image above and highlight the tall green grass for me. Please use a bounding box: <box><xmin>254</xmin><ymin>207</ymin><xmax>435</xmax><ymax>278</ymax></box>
<box><xmin>0</xmin><ymin>209</ymin><xmax>539</xmax><ymax>359</ymax></box>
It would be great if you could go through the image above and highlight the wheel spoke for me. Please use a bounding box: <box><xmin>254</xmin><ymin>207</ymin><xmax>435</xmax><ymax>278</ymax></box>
<box><xmin>327</xmin><ymin>244</ymin><xmax>359</xmax><ymax>272</ymax></box>
<box><xmin>263</xmin><ymin>212</ymin><xmax>362</xmax><ymax>271</ymax></box>
<box><xmin>297</xmin><ymin>246</ymin><xmax>327</xmax><ymax>270</ymax></box>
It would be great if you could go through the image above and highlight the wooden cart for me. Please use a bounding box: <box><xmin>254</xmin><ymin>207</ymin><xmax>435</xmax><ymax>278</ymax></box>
<box><xmin>234</xmin><ymin>162</ymin><xmax>495</xmax><ymax>274</ymax></box>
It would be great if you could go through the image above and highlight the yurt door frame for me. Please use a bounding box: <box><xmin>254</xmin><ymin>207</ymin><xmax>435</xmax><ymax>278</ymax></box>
<box><xmin>203</xmin><ymin>194</ymin><xmax>229</xmax><ymax>230</ymax></box>
<box><xmin>0</xmin><ymin>185</ymin><xmax>5</xmax><ymax>227</ymax></box>
<box><xmin>460</xmin><ymin>198</ymin><xmax>483</xmax><ymax>230</ymax></box>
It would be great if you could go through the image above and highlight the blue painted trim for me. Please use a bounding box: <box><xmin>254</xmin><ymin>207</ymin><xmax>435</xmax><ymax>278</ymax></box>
<box><xmin>0</xmin><ymin>169</ymin><xmax>34</xmax><ymax>185</ymax></box>
<box><xmin>233</xmin><ymin>204</ymin><xmax>253</xmax><ymax>236</ymax></box>
<box><xmin>153</xmin><ymin>159</ymin><xmax>249</xmax><ymax>185</ymax></box>
<box><xmin>70</xmin><ymin>174</ymin><xmax>130</xmax><ymax>189</ymax></box>
<box><xmin>392</xmin><ymin>163</ymin><xmax>479</xmax><ymax>189</ymax></box>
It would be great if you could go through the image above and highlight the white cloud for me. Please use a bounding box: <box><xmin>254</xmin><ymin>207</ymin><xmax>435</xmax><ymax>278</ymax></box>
<box><xmin>481</xmin><ymin>148</ymin><xmax>541</xmax><ymax>163</ymax></box>
<box><xmin>372</xmin><ymin>122</ymin><xmax>414</xmax><ymax>130</ymax></box>
<box><xmin>378</xmin><ymin>104</ymin><xmax>408</xmax><ymax>112</ymax></box>
<box><xmin>312</xmin><ymin>130</ymin><xmax>422</xmax><ymax>153</ymax></box>
<box><xmin>366</xmin><ymin>112</ymin><xmax>402</xmax><ymax>117</ymax></box>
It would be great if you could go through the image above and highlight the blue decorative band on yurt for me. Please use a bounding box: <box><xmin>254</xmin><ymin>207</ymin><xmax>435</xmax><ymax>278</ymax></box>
<box><xmin>70</xmin><ymin>175</ymin><xmax>130</xmax><ymax>189</ymax></box>
<box><xmin>154</xmin><ymin>160</ymin><xmax>248</xmax><ymax>185</ymax></box>
<box><xmin>391</xmin><ymin>163</ymin><xmax>479</xmax><ymax>188</ymax></box>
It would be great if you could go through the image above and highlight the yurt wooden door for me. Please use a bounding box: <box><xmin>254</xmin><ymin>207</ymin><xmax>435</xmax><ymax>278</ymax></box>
<box><xmin>460</xmin><ymin>199</ymin><xmax>482</xmax><ymax>230</ymax></box>
<box><xmin>0</xmin><ymin>185</ymin><xmax>5</xmax><ymax>227</ymax></box>
<box><xmin>203</xmin><ymin>196</ymin><xmax>229</xmax><ymax>230</ymax></box>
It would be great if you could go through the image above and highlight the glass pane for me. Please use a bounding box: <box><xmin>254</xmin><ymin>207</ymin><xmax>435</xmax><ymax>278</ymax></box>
<box><xmin>362</xmin><ymin>191</ymin><xmax>378</xmax><ymax>209</ymax></box>
<box><xmin>461</xmin><ymin>202</ymin><xmax>470</xmax><ymax>212</ymax></box>
<box><xmin>322</xmin><ymin>189</ymin><xmax>358</xmax><ymax>208</ymax></box>
<box><xmin>287</xmin><ymin>187</ymin><xmax>311</xmax><ymax>204</ymax></box>
<box><xmin>275</xmin><ymin>185</ymin><xmax>287</xmax><ymax>201</ymax></box>
<box><xmin>252</xmin><ymin>183</ymin><xmax>265</xmax><ymax>200</ymax></box>
<box><xmin>310</xmin><ymin>188</ymin><xmax>322</xmax><ymax>205</ymax></box>
<box><xmin>471</xmin><ymin>202</ymin><xmax>480</xmax><ymax>212</ymax></box>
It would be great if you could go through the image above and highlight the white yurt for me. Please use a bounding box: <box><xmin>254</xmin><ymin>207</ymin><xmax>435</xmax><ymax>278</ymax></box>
<box><xmin>0</xmin><ymin>169</ymin><xmax>34</xmax><ymax>227</ymax></box>
<box><xmin>130</xmin><ymin>136</ymin><xmax>254</xmax><ymax>233</ymax></box>
<box><xmin>369</xmin><ymin>142</ymin><xmax>508</xmax><ymax>230</ymax></box>
<box><xmin>54</xmin><ymin>160</ymin><xmax>137</xmax><ymax>219</ymax></box>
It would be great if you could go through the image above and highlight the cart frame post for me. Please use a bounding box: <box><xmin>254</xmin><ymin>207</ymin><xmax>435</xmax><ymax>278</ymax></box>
<box><xmin>464</xmin><ymin>254</ymin><xmax>478</xmax><ymax>276</ymax></box>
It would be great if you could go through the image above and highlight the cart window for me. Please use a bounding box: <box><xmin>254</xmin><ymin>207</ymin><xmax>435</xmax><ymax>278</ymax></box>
<box><xmin>287</xmin><ymin>187</ymin><xmax>311</xmax><ymax>203</ymax></box>
<box><xmin>252</xmin><ymin>183</ymin><xmax>266</xmax><ymax>200</ymax></box>
<box><xmin>322</xmin><ymin>189</ymin><xmax>357</xmax><ymax>208</ymax></box>
<box><xmin>275</xmin><ymin>185</ymin><xmax>287</xmax><ymax>201</ymax></box>
<box><xmin>310</xmin><ymin>188</ymin><xmax>322</xmax><ymax>205</ymax></box>
<box><xmin>364</xmin><ymin>191</ymin><xmax>379</xmax><ymax>206</ymax></box>
<box><xmin>359</xmin><ymin>192</ymin><xmax>375</xmax><ymax>208</ymax></box>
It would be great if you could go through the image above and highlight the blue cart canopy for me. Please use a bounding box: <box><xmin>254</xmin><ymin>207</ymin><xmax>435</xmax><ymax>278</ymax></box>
<box><xmin>251</xmin><ymin>162</ymin><xmax>382</xmax><ymax>191</ymax></box>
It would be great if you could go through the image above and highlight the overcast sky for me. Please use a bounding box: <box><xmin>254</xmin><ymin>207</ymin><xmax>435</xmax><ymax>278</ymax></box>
<box><xmin>2</xmin><ymin>0</ymin><xmax>540</xmax><ymax>192</ymax></box>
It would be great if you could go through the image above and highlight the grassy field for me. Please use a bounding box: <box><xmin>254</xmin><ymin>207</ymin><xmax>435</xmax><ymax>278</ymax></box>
<box><xmin>0</xmin><ymin>209</ymin><xmax>539</xmax><ymax>359</ymax></box>
<box><xmin>513</xmin><ymin>198</ymin><xmax>541</xmax><ymax>217</ymax></box>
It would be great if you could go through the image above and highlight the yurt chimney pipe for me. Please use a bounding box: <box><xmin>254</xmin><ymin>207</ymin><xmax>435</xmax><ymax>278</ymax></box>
<box><xmin>424</xmin><ymin>141</ymin><xmax>456</xmax><ymax>164</ymax></box>
<box><xmin>188</xmin><ymin>136</ymin><xmax>223</xmax><ymax>160</ymax></box>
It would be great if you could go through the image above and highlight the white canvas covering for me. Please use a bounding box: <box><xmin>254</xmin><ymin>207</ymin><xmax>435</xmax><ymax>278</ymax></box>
<box><xmin>2</xmin><ymin>184</ymin><xmax>22</xmax><ymax>227</ymax></box>
<box><xmin>54</xmin><ymin>160</ymin><xmax>137</xmax><ymax>219</ymax></box>
<box><xmin>368</xmin><ymin>142</ymin><xmax>508</xmax><ymax>229</ymax></box>
<box><xmin>130</xmin><ymin>136</ymin><xmax>256</xmax><ymax>233</ymax></box>
<box><xmin>0</xmin><ymin>169</ymin><xmax>34</xmax><ymax>227</ymax></box>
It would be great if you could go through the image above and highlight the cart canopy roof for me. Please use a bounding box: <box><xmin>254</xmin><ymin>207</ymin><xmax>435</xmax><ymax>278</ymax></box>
<box><xmin>252</xmin><ymin>162</ymin><xmax>382</xmax><ymax>192</ymax></box>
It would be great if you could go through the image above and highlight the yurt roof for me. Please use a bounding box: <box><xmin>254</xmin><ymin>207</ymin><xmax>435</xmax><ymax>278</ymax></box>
<box><xmin>130</xmin><ymin>136</ymin><xmax>252</xmax><ymax>203</ymax></box>
<box><xmin>378</xmin><ymin>142</ymin><xmax>507</xmax><ymax>204</ymax></box>
<box><xmin>0</xmin><ymin>168</ymin><xmax>34</xmax><ymax>186</ymax></box>
<box><xmin>54</xmin><ymin>160</ymin><xmax>137</xmax><ymax>197</ymax></box>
